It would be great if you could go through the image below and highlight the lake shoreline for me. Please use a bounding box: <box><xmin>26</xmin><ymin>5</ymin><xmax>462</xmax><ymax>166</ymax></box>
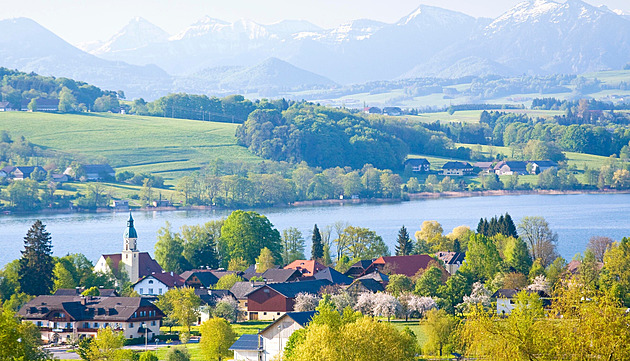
<box><xmin>4</xmin><ymin>189</ymin><xmax>629</xmax><ymax>217</ymax></box>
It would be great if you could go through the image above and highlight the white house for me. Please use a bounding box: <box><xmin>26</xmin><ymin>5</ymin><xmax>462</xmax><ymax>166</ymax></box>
<box><xmin>260</xmin><ymin>311</ymin><xmax>316</xmax><ymax>360</ymax></box>
<box><xmin>133</xmin><ymin>272</ymin><xmax>185</xmax><ymax>297</ymax></box>
<box><xmin>229</xmin><ymin>334</ymin><xmax>263</xmax><ymax>361</ymax></box>
<box><xmin>492</xmin><ymin>289</ymin><xmax>551</xmax><ymax>315</ymax></box>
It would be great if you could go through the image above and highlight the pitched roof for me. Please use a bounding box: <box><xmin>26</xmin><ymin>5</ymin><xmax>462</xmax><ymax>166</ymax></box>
<box><xmin>314</xmin><ymin>267</ymin><xmax>352</xmax><ymax>286</ymax></box>
<box><xmin>404</xmin><ymin>158</ymin><xmax>430</xmax><ymax>166</ymax></box>
<box><xmin>356</xmin><ymin>271</ymin><xmax>389</xmax><ymax>283</ymax></box>
<box><xmin>195</xmin><ymin>289</ymin><xmax>235</xmax><ymax>306</ymax></box>
<box><xmin>530</xmin><ymin>160</ymin><xmax>558</xmax><ymax>167</ymax></box>
<box><xmin>83</xmin><ymin>164</ymin><xmax>115</xmax><ymax>174</ymax></box>
<box><xmin>260</xmin><ymin>311</ymin><xmax>317</xmax><ymax>334</ymax></box>
<box><xmin>261</xmin><ymin>268</ymin><xmax>301</xmax><ymax>283</ymax></box>
<box><xmin>442</xmin><ymin>161</ymin><xmax>472</xmax><ymax>169</ymax></box>
<box><xmin>19</xmin><ymin>295</ymin><xmax>163</xmax><ymax>322</ymax></box>
<box><xmin>230</xmin><ymin>281</ymin><xmax>266</xmax><ymax>299</ymax></box>
<box><xmin>102</xmin><ymin>252</ymin><xmax>163</xmax><ymax>279</ymax></box>
<box><xmin>180</xmin><ymin>270</ymin><xmax>221</xmax><ymax>288</ymax></box>
<box><xmin>503</xmin><ymin>161</ymin><xmax>528</xmax><ymax>170</ymax></box>
<box><xmin>14</xmin><ymin>166</ymin><xmax>45</xmax><ymax>176</ymax></box>
<box><xmin>435</xmin><ymin>252</ymin><xmax>466</xmax><ymax>265</ymax></box>
<box><xmin>252</xmin><ymin>279</ymin><xmax>331</xmax><ymax>299</ymax></box>
<box><xmin>54</xmin><ymin>288</ymin><xmax>118</xmax><ymax>297</ymax></box>
<box><xmin>135</xmin><ymin>272</ymin><xmax>185</xmax><ymax>288</ymax></box>
<box><xmin>473</xmin><ymin>162</ymin><xmax>494</xmax><ymax>169</ymax></box>
<box><xmin>349</xmin><ymin>278</ymin><xmax>385</xmax><ymax>293</ymax></box>
<box><xmin>284</xmin><ymin>260</ymin><xmax>326</xmax><ymax>277</ymax></box>
<box><xmin>229</xmin><ymin>334</ymin><xmax>262</xmax><ymax>351</ymax></box>
<box><xmin>492</xmin><ymin>288</ymin><xmax>551</xmax><ymax>299</ymax></box>
<box><xmin>362</xmin><ymin>255</ymin><xmax>435</xmax><ymax>278</ymax></box>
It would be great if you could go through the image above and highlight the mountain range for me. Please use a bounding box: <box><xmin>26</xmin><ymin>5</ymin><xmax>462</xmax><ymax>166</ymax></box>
<box><xmin>2</xmin><ymin>0</ymin><xmax>630</xmax><ymax>100</ymax></box>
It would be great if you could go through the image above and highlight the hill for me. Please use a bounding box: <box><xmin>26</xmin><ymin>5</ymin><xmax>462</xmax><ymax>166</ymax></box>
<box><xmin>0</xmin><ymin>112</ymin><xmax>259</xmax><ymax>183</ymax></box>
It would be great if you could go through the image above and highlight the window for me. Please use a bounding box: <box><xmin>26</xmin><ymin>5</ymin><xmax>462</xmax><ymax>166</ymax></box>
<box><xmin>148</xmin><ymin>288</ymin><xmax>153</xmax><ymax>294</ymax></box>
<box><xmin>84</xmin><ymin>322</ymin><xmax>89</xmax><ymax>328</ymax></box>
<box><xmin>66</xmin><ymin>322</ymin><xmax>72</xmax><ymax>329</ymax></box>
<box><xmin>159</xmin><ymin>288</ymin><xmax>162</xmax><ymax>295</ymax></box>
<box><xmin>140</xmin><ymin>288</ymin><xmax>143</xmax><ymax>294</ymax></box>
<box><xmin>37</xmin><ymin>321</ymin><xmax>42</xmax><ymax>327</ymax></box>
<box><xmin>151</xmin><ymin>320</ymin><xmax>156</xmax><ymax>326</ymax></box>
<box><xmin>148</xmin><ymin>280</ymin><xmax>154</xmax><ymax>284</ymax></box>
<box><xmin>263</xmin><ymin>312</ymin><xmax>267</xmax><ymax>315</ymax></box>
<box><xmin>94</xmin><ymin>322</ymin><xmax>99</xmax><ymax>328</ymax></box>
<box><xmin>130</xmin><ymin>322</ymin><xmax>134</xmax><ymax>327</ymax></box>
<box><xmin>133</xmin><ymin>312</ymin><xmax>137</xmax><ymax>318</ymax></box>
<box><xmin>277</xmin><ymin>312</ymin><xmax>281</xmax><ymax>315</ymax></box>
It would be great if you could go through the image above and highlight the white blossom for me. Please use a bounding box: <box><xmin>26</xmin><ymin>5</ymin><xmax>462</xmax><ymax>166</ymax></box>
<box><xmin>527</xmin><ymin>275</ymin><xmax>550</xmax><ymax>294</ymax></box>
<box><xmin>457</xmin><ymin>282</ymin><xmax>491</xmax><ymax>313</ymax></box>
<box><xmin>399</xmin><ymin>293</ymin><xmax>437</xmax><ymax>319</ymax></box>
<box><xmin>294</xmin><ymin>292</ymin><xmax>320</xmax><ymax>312</ymax></box>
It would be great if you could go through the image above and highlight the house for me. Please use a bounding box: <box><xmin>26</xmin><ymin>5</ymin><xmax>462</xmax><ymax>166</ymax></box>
<box><xmin>383</xmin><ymin>107</ymin><xmax>402</xmax><ymax>116</ymax></box>
<box><xmin>259</xmin><ymin>311</ymin><xmax>316</xmax><ymax>361</ymax></box>
<box><xmin>440</xmin><ymin>161</ymin><xmax>474</xmax><ymax>176</ymax></box>
<box><xmin>363</xmin><ymin>107</ymin><xmax>382</xmax><ymax>114</ymax></box>
<box><xmin>492</xmin><ymin>289</ymin><xmax>551</xmax><ymax>315</ymax></box>
<box><xmin>245</xmin><ymin>280</ymin><xmax>330</xmax><ymax>321</ymax></box>
<box><xmin>346</xmin><ymin>278</ymin><xmax>385</xmax><ymax>296</ymax></box>
<box><xmin>1</xmin><ymin>166</ymin><xmax>16</xmax><ymax>178</ymax></box>
<box><xmin>18</xmin><ymin>295</ymin><xmax>164</xmax><ymax>343</ymax></box>
<box><xmin>21</xmin><ymin>98</ymin><xmax>59</xmax><ymax>111</ymax></box>
<box><xmin>196</xmin><ymin>289</ymin><xmax>236</xmax><ymax>324</ymax></box>
<box><xmin>313</xmin><ymin>267</ymin><xmax>353</xmax><ymax>286</ymax></box>
<box><xmin>132</xmin><ymin>271</ymin><xmax>185</xmax><ymax>297</ymax></box>
<box><xmin>404</xmin><ymin>158</ymin><xmax>431</xmax><ymax>173</ymax></box>
<box><xmin>361</xmin><ymin>255</ymin><xmax>435</xmax><ymax>278</ymax></box>
<box><xmin>94</xmin><ymin>214</ymin><xmax>163</xmax><ymax>284</ymax></box>
<box><xmin>181</xmin><ymin>270</ymin><xmax>222</xmax><ymax>289</ymax></box>
<box><xmin>51</xmin><ymin>173</ymin><xmax>69</xmax><ymax>183</ymax></box>
<box><xmin>473</xmin><ymin>161</ymin><xmax>494</xmax><ymax>173</ymax></box>
<box><xmin>0</xmin><ymin>101</ymin><xmax>14</xmax><ymax>111</ymax></box>
<box><xmin>230</xmin><ymin>333</ymin><xmax>263</xmax><ymax>361</ymax></box>
<box><xmin>12</xmin><ymin>166</ymin><xmax>45</xmax><ymax>180</ymax></box>
<box><xmin>230</xmin><ymin>281</ymin><xmax>266</xmax><ymax>316</ymax></box>
<box><xmin>435</xmin><ymin>252</ymin><xmax>466</xmax><ymax>274</ymax></box>
<box><xmin>284</xmin><ymin>260</ymin><xmax>326</xmax><ymax>277</ymax></box>
<box><xmin>84</xmin><ymin>164</ymin><xmax>116</xmax><ymax>181</ymax></box>
<box><xmin>529</xmin><ymin>160</ymin><xmax>558</xmax><ymax>175</ymax></box>
<box><xmin>495</xmin><ymin>161</ymin><xmax>528</xmax><ymax>175</ymax></box>
<box><xmin>152</xmin><ymin>199</ymin><xmax>172</xmax><ymax>208</ymax></box>
<box><xmin>344</xmin><ymin>259</ymin><xmax>375</xmax><ymax>278</ymax></box>
<box><xmin>111</xmin><ymin>200</ymin><xmax>129</xmax><ymax>210</ymax></box>
<box><xmin>356</xmin><ymin>271</ymin><xmax>389</xmax><ymax>284</ymax></box>
<box><xmin>54</xmin><ymin>288</ymin><xmax>118</xmax><ymax>297</ymax></box>
<box><xmin>261</xmin><ymin>268</ymin><xmax>301</xmax><ymax>283</ymax></box>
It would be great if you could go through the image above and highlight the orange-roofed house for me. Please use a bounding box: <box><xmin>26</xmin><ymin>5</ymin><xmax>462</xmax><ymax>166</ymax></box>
<box><xmin>361</xmin><ymin>255</ymin><xmax>436</xmax><ymax>278</ymax></box>
<box><xmin>283</xmin><ymin>260</ymin><xmax>326</xmax><ymax>277</ymax></box>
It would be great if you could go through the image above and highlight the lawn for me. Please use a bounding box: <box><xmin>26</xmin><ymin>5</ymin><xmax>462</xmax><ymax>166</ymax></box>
<box><xmin>0</xmin><ymin>112</ymin><xmax>260</xmax><ymax>185</ymax></box>
<box><xmin>390</xmin><ymin>320</ymin><xmax>429</xmax><ymax>349</ymax></box>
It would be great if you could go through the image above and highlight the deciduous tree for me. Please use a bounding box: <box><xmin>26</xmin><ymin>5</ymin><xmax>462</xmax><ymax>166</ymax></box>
<box><xmin>200</xmin><ymin>318</ymin><xmax>236</xmax><ymax>361</ymax></box>
<box><xmin>518</xmin><ymin>216</ymin><xmax>558</xmax><ymax>267</ymax></box>
<box><xmin>219</xmin><ymin>210</ymin><xmax>282</xmax><ymax>266</ymax></box>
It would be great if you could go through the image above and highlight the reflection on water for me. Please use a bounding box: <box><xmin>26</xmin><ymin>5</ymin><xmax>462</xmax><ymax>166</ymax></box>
<box><xmin>1</xmin><ymin>193</ymin><xmax>629</xmax><ymax>267</ymax></box>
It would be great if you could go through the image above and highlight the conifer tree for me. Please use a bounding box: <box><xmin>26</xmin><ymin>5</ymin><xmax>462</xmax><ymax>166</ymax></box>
<box><xmin>18</xmin><ymin>220</ymin><xmax>54</xmax><ymax>295</ymax></box>
<box><xmin>395</xmin><ymin>225</ymin><xmax>413</xmax><ymax>256</ymax></box>
<box><xmin>311</xmin><ymin>224</ymin><xmax>324</xmax><ymax>261</ymax></box>
<box><xmin>503</xmin><ymin>213</ymin><xmax>518</xmax><ymax>238</ymax></box>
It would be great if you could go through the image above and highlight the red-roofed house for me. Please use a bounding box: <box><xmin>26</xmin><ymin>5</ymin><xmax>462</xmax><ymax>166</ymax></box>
<box><xmin>361</xmin><ymin>255</ymin><xmax>435</xmax><ymax>278</ymax></box>
<box><xmin>284</xmin><ymin>260</ymin><xmax>326</xmax><ymax>277</ymax></box>
<box><xmin>133</xmin><ymin>271</ymin><xmax>185</xmax><ymax>296</ymax></box>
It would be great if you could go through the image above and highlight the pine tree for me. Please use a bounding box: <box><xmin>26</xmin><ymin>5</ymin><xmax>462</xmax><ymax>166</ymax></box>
<box><xmin>503</xmin><ymin>213</ymin><xmax>518</xmax><ymax>238</ymax></box>
<box><xmin>311</xmin><ymin>224</ymin><xmax>324</xmax><ymax>261</ymax></box>
<box><xmin>18</xmin><ymin>220</ymin><xmax>54</xmax><ymax>295</ymax></box>
<box><xmin>395</xmin><ymin>225</ymin><xmax>413</xmax><ymax>256</ymax></box>
<box><xmin>476</xmin><ymin>218</ymin><xmax>488</xmax><ymax>235</ymax></box>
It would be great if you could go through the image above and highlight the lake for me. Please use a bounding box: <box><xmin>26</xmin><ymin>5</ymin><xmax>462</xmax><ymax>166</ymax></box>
<box><xmin>1</xmin><ymin>193</ymin><xmax>629</xmax><ymax>267</ymax></box>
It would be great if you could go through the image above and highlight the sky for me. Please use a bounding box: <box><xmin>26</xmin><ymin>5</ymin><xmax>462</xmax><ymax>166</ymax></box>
<box><xmin>2</xmin><ymin>0</ymin><xmax>630</xmax><ymax>45</ymax></box>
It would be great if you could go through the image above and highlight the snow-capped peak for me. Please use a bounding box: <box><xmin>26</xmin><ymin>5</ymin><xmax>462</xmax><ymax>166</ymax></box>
<box><xmin>91</xmin><ymin>16</ymin><xmax>169</xmax><ymax>55</ymax></box>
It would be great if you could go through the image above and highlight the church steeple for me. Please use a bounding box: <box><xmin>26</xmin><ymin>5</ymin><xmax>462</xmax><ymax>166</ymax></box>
<box><xmin>123</xmin><ymin>212</ymin><xmax>138</xmax><ymax>251</ymax></box>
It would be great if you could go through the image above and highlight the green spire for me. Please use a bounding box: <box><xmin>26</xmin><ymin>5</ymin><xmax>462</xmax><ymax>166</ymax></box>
<box><xmin>124</xmin><ymin>212</ymin><xmax>137</xmax><ymax>239</ymax></box>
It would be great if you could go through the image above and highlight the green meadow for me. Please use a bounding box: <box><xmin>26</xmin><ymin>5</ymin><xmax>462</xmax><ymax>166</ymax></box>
<box><xmin>0</xmin><ymin>112</ymin><xmax>260</xmax><ymax>184</ymax></box>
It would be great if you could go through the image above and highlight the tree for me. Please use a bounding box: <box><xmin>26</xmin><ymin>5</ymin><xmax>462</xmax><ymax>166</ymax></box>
<box><xmin>27</xmin><ymin>98</ymin><xmax>37</xmax><ymax>112</ymax></box>
<box><xmin>398</xmin><ymin>293</ymin><xmax>436</xmax><ymax>321</ymax></box>
<box><xmin>255</xmin><ymin>247</ymin><xmax>275</xmax><ymax>273</ymax></box>
<box><xmin>18</xmin><ymin>220</ymin><xmax>54</xmax><ymax>295</ymax></box>
<box><xmin>395</xmin><ymin>225</ymin><xmax>413</xmax><ymax>256</ymax></box>
<box><xmin>518</xmin><ymin>216</ymin><xmax>558</xmax><ymax>267</ymax></box>
<box><xmin>200</xmin><ymin>318</ymin><xmax>236</xmax><ymax>361</ymax></box>
<box><xmin>139</xmin><ymin>351</ymin><xmax>159</xmax><ymax>361</ymax></box>
<box><xmin>587</xmin><ymin>236</ymin><xmax>614</xmax><ymax>262</ymax></box>
<box><xmin>414</xmin><ymin>266</ymin><xmax>444</xmax><ymax>297</ymax></box>
<box><xmin>156</xmin><ymin>287</ymin><xmax>201</xmax><ymax>333</ymax></box>
<box><xmin>227</xmin><ymin>257</ymin><xmax>249</xmax><ymax>272</ymax></box>
<box><xmin>386</xmin><ymin>274</ymin><xmax>414</xmax><ymax>297</ymax></box>
<box><xmin>154</xmin><ymin>223</ymin><xmax>187</xmax><ymax>273</ymax></box>
<box><xmin>165</xmin><ymin>347</ymin><xmax>191</xmax><ymax>361</ymax></box>
<box><xmin>371</xmin><ymin>293</ymin><xmax>401</xmax><ymax>321</ymax></box>
<box><xmin>294</xmin><ymin>292</ymin><xmax>321</xmax><ymax>312</ymax></box>
<box><xmin>0</xmin><ymin>307</ymin><xmax>48</xmax><ymax>360</ymax></box>
<box><xmin>311</xmin><ymin>224</ymin><xmax>324</xmax><ymax>261</ymax></box>
<box><xmin>600</xmin><ymin>237</ymin><xmax>630</xmax><ymax>307</ymax></box>
<box><xmin>58</xmin><ymin>86</ymin><xmax>77</xmax><ymax>112</ymax></box>
<box><xmin>464</xmin><ymin>234</ymin><xmax>502</xmax><ymax>281</ymax></box>
<box><xmin>282</xmin><ymin>227</ymin><xmax>306</xmax><ymax>265</ymax></box>
<box><xmin>334</xmin><ymin>226</ymin><xmax>389</xmax><ymax>260</ymax></box>
<box><xmin>6</xmin><ymin>179</ymin><xmax>39</xmax><ymax>210</ymax></box>
<box><xmin>503</xmin><ymin>237</ymin><xmax>532</xmax><ymax>275</ymax></box>
<box><xmin>457</xmin><ymin>282</ymin><xmax>491</xmax><ymax>313</ymax></box>
<box><xmin>213</xmin><ymin>296</ymin><xmax>239</xmax><ymax>323</ymax></box>
<box><xmin>181</xmin><ymin>224</ymin><xmax>219</xmax><ymax>270</ymax></box>
<box><xmin>214</xmin><ymin>274</ymin><xmax>244</xmax><ymax>290</ymax></box>
<box><xmin>84</xmin><ymin>327</ymin><xmax>126</xmax><ymax>361</ymax></box>
<box><xmin>219</xmin><ymin>210</ymin><xmax>282</xmax><ymax>266</ymax></box>
<box><xmin>423</xmin><ymin>308</ymin><xmax>458</xmax><ymax>356</ymax></box>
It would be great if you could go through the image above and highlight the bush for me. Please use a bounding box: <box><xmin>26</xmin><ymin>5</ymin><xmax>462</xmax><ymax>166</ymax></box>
<box><xmin>166</xmin><ymin>346</ymin><xmax>190</xmax><ymax>361</ymax></box>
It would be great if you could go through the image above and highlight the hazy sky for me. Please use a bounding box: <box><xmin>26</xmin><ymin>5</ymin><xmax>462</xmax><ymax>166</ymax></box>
<box><xmin>3</xmin><ymin>0</ymin><xmax>629</xmax><ymax>45</ymax></box>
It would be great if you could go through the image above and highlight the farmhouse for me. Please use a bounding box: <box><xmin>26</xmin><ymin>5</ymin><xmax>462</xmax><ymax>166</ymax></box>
<box><xmin>245</xmin><ymin>279</ymin><xmax>330</xmax><ymax>321</ymax></box>
<box><xmin>0</xmin><ymin>101</ymin><xmax>14</xmax><ymax>111</ymax></box>
<box><xmin>18</xmin><ymin>295</ymin><xmax>163</xmax><ymax>343</ymax></box>
<box><xmin>94</xmin><ymin>214</ymin><xmax>163</xmax><ymax>284</ymax></box>
<box><xmin>529</xmin><ymin>160</ymin><xmax>558</xmax><ymax>174</ymax></box>
<box><xmin>344</xmin><ymin>259</ymin><xmax>375</xmax><ymax>278</ymax></box>
<box><xmin>435</xmin><ymin>251</ymin><xmax>466</xmax><ymax>274</ymax></box>
<box><xmin>404</xmin><ymin>158</ymin><xmax>431</xmax><ymax>173</ymax></box>
<box><xmin>440</xmin><ymin>161</ymin><xmax>474</xmax><ymax>176</ymax></box>
<box><xmin>492</xmin><ymin>289</ymin><xmax>551</xmax><ymax>315</ymax></box>
<box><xmin>495</xmin><ymin>161</ymin><xmax>528</xmax><ymax>175</ymax></box>
<box><xmin>313</xmin><ymin>267</ymin><xmax>353</xmax><ymax>285</ymax></box>
<box><xmin>12</xmin><ymin>166</ymin><xmax>45</xmax><ymax>180</ymax></box>
<box><xmin>260</xmin><ymin>311</ymin><xmax>316</xmax><ymax>360</ymax></box>
<box><xmin>21</xmin><ymin>98</ymin><xmax>59</xmax><ymax>112</ymax></box>
<box><xmin>361</xmin><ymin>254</ymin><xmax>435</xmax><ymax>278</ymax></box>
<box><xmin>284</xmin><ymin>260</ymin><xmax>326</xmax><ymax>277</ymax></box>
<box><xmin>132</xmin><ymin>271</ymin><xmax>185</xmax><ymax>297</ymax></box>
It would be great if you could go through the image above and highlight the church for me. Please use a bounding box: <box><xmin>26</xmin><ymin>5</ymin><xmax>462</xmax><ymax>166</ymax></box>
<box><xmin>94</xmin><ymin>213</ymin><xmax>163</xmax><ymax>284</ymax></box>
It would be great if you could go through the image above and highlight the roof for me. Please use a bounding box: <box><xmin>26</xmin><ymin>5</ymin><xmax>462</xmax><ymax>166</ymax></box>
<box><xmin>18</xmin><ymin>295</ymin><xmax>163</xmax><ymax>322</ymax></box>
<box><xmin>349</xmin><ymin>278</ymin><xmax>385</xmax><ymax>293</ymax></box>
<box><xmin>261</xmin><ymin>268</ymin><xmax>301</xmax><ymax>283</ymax></box>
<box><xmin>314</xmin><ymin>267</ymin><xmax>352</xmax><ymax>286</ymax></box>
<box><xmin>230</xmin><ymin>281</ymin><xmax>265</xmax><ymax>299</ymax></box>
<box><xmin>102</xmin><ymin>252</ymin><xmax>163</xmax><ymax>279</ymax></box>
<box><xmin>356</xmin><ymin>271</ymin><xmax>389</xmax><ymax>283</ymax></box>
<box><xmin>1</xmin><ymin>166</ymin><xmax>15</xmax><ymax>174</ymax></box>
<box><xmin>250</xmin><ymin>279</ymin><xmax>331</xmax><ymax>299</ymax></box>
<box><xmin>0</xmin><ymin>101</ymin><xmax>11</xmax><ymax>108</ymax></box>
<box><xmin>180</xmin><ymin>270</ymin><xmax>221</xmax><ymax>288</ymax></box>
<box><xmin>83</xmin><ymin>164</ymin><xmax>115</xmax><ymax>174</ymax></box>
<box><xmin>135</xmin><ymin>272</ymin><xmax>185</xmax><ymax>288</ymax></box>
<box><xmin>124</xmin><ymin>213</ymin><xmax>137</xmax><ymax>239</ymax></box>
<box><xmin>530</xmin><ymin>160</ymin><xmax>558</xmax><ymax>167</ymax></box>
<box><xmin>195</xmin><ymin>289</ymin><xmax>235</xmax><ymax>306</ymax></box>
<box><xmin>54</xmin><ymin>288</ymin><xmax>118</xmax><ymax>297</ymax></box>
<box><xmin>362</xmin><ymin>255</ymin><xmax>435</xmax><ymax>278</ymax></box>
<box><xmin>14</xmin><ymin>166</ymin><xmax>45</xmax><ymax>176</ymax></box>
<box><xmin>442</xmin><ymin>161</ymin><xmax>472</xmax><ymax>169</ymax></box>
<box><xmin>473</xmin><ymin>162</ymin><xmax>494</xmax><ymax>169</ymax></box>
<box><xmin>404</xmin><ymin>158</ymin><xmax>430</xmax><ymax>166</ymax></box>
<box><xmin>491</xmin><ymin>289</ymin><xmax>551</xmax><ymax>299</ymax></box>
<box><xmin>503</xmin><ymin>161</ymin><xmax>528</xmax><ymax>170</ymax></box>
<box><xmin>435</xmin><ymin>252</ymin><xmax>466</xmax><ymax>265</ymax></box>
<box><xmin>284</xmin><ymin>260</ymin><xmax>326</xmax><ymax>277</ymax></box>
<box><xmin>229</xmin><ymin>334</ymin><xmax>262</xmax><ymax>351</ymax></box>
<box><xmin>261</xmin><ymin>311</ymin><xmax>317</xmax><ymax>334</ymax></box>
<box><xmin>565</xmin><ymin>260</ymin><xmax>604</xmax><ymax>275</ymax></box>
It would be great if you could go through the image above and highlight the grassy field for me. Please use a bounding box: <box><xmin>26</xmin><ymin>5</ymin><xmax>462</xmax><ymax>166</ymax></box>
<box><xmin>0</xmin><ymin>112</ymin><xmax>260</xmax><ymax>185</ymax></box>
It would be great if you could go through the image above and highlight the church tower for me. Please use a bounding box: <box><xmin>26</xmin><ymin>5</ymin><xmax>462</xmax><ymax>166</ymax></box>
<box><xmin>121</xmin><ymin>213</ymin><xmax>140</xmax><ymax>283</ymax></box>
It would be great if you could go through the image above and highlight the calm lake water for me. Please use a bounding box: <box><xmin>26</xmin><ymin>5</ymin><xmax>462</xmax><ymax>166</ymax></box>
<box><xmin>1</xmin><ymin>193</ymin><xmax>629</xmax><ymax>267</ymax></box>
